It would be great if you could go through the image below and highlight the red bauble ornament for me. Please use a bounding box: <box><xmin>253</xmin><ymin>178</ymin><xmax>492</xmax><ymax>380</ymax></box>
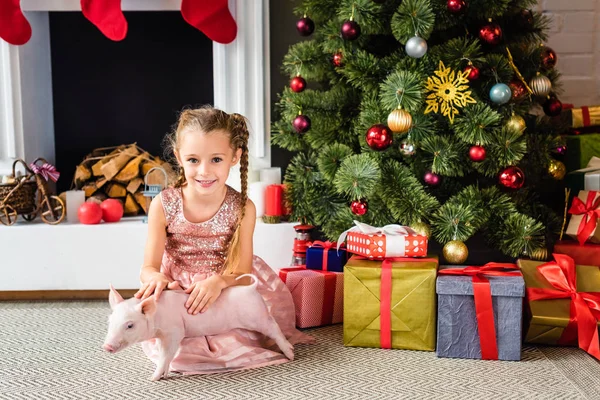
<box><xmin>463</xmin><ymin>64</ymin><xmax>480</xmax><ymax>81</ymax></box>
<box><xmin>100</xmin><ymin>199</ymin><xmax>124</xmax><ymax>223</ymax></box>
<box><xmin>78</xmin><ymin>202</ymin><xmax>103</xmax><ymax>225</ymax></box>
<box><xmin>498</xmin><ymin>166</ymin><xmax>525</xmax><ymax>189</ymax></box>
<box><xmin>479</xmin><ymin>23</ymin><xmax>502</xmax><ymax>45</ymax></box>
<box><xmin>332</xmin><ymin>52</ymin><xmax>343</xmax><ymax>67</ymax></box>
<box><xmin>341</xmin><ymin>20</ymin><xmax>361</xmax><ymax>41</ymax></box>
<box><xmin>469</xmin><ymin>145</ymin><xmax>486</xmax><ymax>162</ymax></box>
<box><xmin>540</xmin><ymin>47</ymin><xmax>558</xmax><ymax>70</ymax></box>
<box><xmin>290</xmin><ymin>76</ymin><xmax>306</xmax><ymax>93</ymax></box>
<box><xmin>292</xmin><ymin>114</ymin><xmax>311</xmax><ymax>133</ymax></box>
<box><xmin>365</xmin><ymin>124</ymin><xmax>393</xmax><ymax>151</ymax></box>
<box><xmin>296</xmin><ymin>17</ymin><xmax>315</xmax><ymax>36</ymax></box>
<box><xmin>351</xmin><ymin>199</ymin><xmax>368</xmax><ymax>216</ymax></box>
<box><xmin>424</xmin><ymin>171</ymin><xmax>441</xmax><ymax>186</ymax></box>
<box><xmin>543</xmin><ymin>97</ymin><xmax>563</xmax><ymax>117</ymax></box>
<box><xmin>447</xmin><ymin>0</ymin><xmax>466</xmax><ymax>13</ymax></box>
<box><xmin>509</xmin><ymin>79</ymin><xmax>527</xmax><ymax>102</ymax></box>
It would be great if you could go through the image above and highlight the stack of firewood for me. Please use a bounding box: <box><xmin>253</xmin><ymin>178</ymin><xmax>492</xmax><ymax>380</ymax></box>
<box><xmin>73</xmin><ymin>144</ymin><xmax>176</xmax><ymax>215</ymax></box>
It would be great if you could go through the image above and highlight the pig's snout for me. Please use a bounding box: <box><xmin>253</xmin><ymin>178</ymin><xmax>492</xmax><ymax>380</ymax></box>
<box><xmin>103</xmin><ymin>343</ymin><xmax>117</xmax><ymax>353</ymax></box>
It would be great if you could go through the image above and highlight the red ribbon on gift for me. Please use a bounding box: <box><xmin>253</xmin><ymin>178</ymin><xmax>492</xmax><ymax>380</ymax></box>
<box><xmin>568</xmin><ymin>191</ymin><xmax>600</xmax><ymax>245</ymax></box>
<box><xmin>438</xmin><ymin>263</ymin><xmax>522</xmax><ymax>360</ymax></box>
<box><xmin>278</xmin><ymin>265</ymin><xmax>337</xmax><ymax>326</ymax></box>
<box><xmin>29</xmin><ymin>162</ymin><xmax>60</xmax><ymax>182</ymax></box>
<box><xmin>353</xmin><ymin>256</ymin><xmax>437</xmax><ymax>349</ymax></box>
<box><xmin>527</xmin><ymin>254</ymin><xmax>600</xmax><ymax>360</ymax></box>
<box><xmin>310</xmin><ymin>241</ymin><xmax>346</xmax><ymax>271</ymax></box>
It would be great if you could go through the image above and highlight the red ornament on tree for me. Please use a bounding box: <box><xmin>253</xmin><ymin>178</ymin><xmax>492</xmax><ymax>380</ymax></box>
<box><xmin>463</xmin><ymin>64</ymin><xmax>480</xmax><ymax>81</ymax></box>
<box><xmin>509</xmin><ymin>79</ymin><xmax>527</xmax><ymax>102</ymax></box>
<box><xmin>341</xmin><ymin>20</ymin><xmax>361</xmax><ymax>40</ymax></box>
<box><xmin>290</xmin><ymin>76</ymin><xmax>307</xmax><ymax>93</ymax></box>
<box><xmin>540</xmin><ymin>46</ymin><xmax>558</xmax><ymax>70</ymax></box>
<box><xmin>293</xmin><ymin>114</ymin><xmax>311</xmax><ymax>133</ymax></box>
<box><xmin>498</xmin><ymin>166</ymin><xmax>525</xmax><ymax>189</ymax></box>
<box><xmin>469</xmin><ymin>145</ymin><xmax>486</xmax><ymax>162</ymax></box>
<box><xmin>424</xmin><ymin>171</ymin><xmax>441</xmax><ymax>186</ymax></box>
<box><xmin>296</xmin><ymin>17</ymin><xmax>315</xmax><ymax>36</ymax></box>
<box><xmin>543</xmin><ymin>96</ymin><xmax>563</xmax><ymax>117</ymax></box>
<box><xmin>447</xmin><ymin>0</ymin><xmax>466</xmax><ymax>13</ymax></box>
<box><xmin>332</xmin><ymin>52</ymin><xmax>344</xmax><ymax>67</ymax></box>
<box><xmin>351</xmin><ymin>199</ymin><xmax>368</xmax><ymax>216</ymax></box>
<box><xmin>365</xmin><ymin>124</ymin><xmax>393</xmax><ymax>151</ymax></box>
<box><xmin>479</xmin><ymin>22</ymin><xmax>502</xmax><ymax>45</ymax></box>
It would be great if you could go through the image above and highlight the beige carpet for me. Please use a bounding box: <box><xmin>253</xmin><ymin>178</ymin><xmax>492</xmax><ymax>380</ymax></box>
<box><xmin>1</xmin><ymin>300</ymin><xmax>599</xmax><ymax>399</ymax></box>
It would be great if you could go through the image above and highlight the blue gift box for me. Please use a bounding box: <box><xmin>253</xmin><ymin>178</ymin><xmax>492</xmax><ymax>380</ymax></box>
<box><xmin>306</xmin><ymin>244</ymin><xmax>348</xmax><ymax>273</ymax></box>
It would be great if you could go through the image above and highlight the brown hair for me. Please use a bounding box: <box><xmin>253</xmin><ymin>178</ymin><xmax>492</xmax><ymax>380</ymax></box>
<box><xmin>165</xmin><ymin>106</ymin><xmax>250</xmax><ymax>275</ymax></box>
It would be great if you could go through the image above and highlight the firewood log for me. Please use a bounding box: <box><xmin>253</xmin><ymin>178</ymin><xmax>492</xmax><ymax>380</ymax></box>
<box><xmin>124</xmin><ymin>193</ymin><xmax>141</xmax><ymax>215</ymax></box>
<box><xmin>126</xmin><ymin>178</ymin><xmax>143</xmax><ymax>194</ymax></box>
<box><xmin>74</xmin><ymin>164</ymin><xmax>92</xmax><ymax>188</ymax></box>
<box><xmin>106</xmin><ymin>183</ymin><xmax>127</xmax><ymax>198</ymax></box>
<box><xmin>134</xmin><ymin>191</ymin><xmax>149</xmax><ymax>214</ymax></box>
<box><xmin>114</xmin><ymin>155</ymin><xmax>144</xmax><ymax>183</ymax></box>
<box><xmin>101</xmin><ymin>145</ymin><xmax>139</xmax><ymax>181</ymax></box>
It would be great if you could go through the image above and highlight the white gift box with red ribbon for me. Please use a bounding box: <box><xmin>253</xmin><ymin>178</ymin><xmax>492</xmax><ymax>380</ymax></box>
<box><xmin>337</xmin><ymin>221</ymin><xmax>428</xmax><ymax>259</ymax></box>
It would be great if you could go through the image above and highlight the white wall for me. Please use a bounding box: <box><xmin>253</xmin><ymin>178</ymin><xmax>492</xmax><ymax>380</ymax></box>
<box><xmin>539</xmin><ymin>0</ymin><xmax>600</xmax><ymax>105</ymax></box>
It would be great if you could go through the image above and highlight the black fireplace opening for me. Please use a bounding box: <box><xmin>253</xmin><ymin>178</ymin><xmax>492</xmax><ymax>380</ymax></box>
<box><xmin>49</xmin><ymin>11</ymin><xmax>213</xmax><ymax>192</ymax></box>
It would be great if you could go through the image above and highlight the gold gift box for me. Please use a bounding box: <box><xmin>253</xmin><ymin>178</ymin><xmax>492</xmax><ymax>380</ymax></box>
<box><xmin>517</xmin><ymin>258</ymin><xmax>600</xmax><ymax>345</ymax></box>
<box><xmin>572</xmin><ymin>106</ymin><xmax>600</xmax><ymax>128</ymax></box>
<box><xmin>566</xmin><ymin>190</ymin><xmax>600</xmax><ymax>244</ymax></box>
<box><xmin>343</xmin><ymin>256</ymin><xmax>438</xmax><ymax>351</ymax></box>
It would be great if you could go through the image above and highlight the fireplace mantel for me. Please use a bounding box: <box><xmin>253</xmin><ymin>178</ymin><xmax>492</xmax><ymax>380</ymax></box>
<box><xmin>0</xmin><ymin>0</ymin><xmax>271</xmax><ymax>177</ymax></box>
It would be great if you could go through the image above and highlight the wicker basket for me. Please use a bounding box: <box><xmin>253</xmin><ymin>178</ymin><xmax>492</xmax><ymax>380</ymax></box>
<box><xmin>0</xmin><ymin>180</ymin><xmax>37</xmax><ymax>214</ymax></box>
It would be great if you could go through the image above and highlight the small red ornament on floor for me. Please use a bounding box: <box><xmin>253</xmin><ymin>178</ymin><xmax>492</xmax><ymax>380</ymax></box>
<box><xmin>0</xmin><ymin>0</ymin><xmax>32</xmax><ymax>45</ymax></box>
<box><xmin>469</xmin><ymin>145</ymin><xmax>486</xmax><ymax>162</ymax></box>
<box><xmin>296</xmin><ymin>16</ymin><xmax>315</xmax><ymax>36</ymax></box>
<box><xmin>332</xmin><ymin>52</ymin><xmax>344</xmax><ymax>67</ymax></box>
<box><xmin>351</xmin><ymin>199</ymin><xmax>368</xmax><ymax>216</ymax></box>
<box><xmin>463</xmin><ymin>64</ymin><xmax>480</xmax><ymax>81</ymax></box>
<box><xmin>290</xmin><ymin>76</ymin><xmax>307</xmax><ymax>93</ymax></box>
<box><xmin>447</xmin><ymin>0</ymin><xmax>466</xmax><ymax>13</ymax></box>
<box><xmin>365</xmin><ymin>124</ymin><xmax>392</xmax><ymax>151</ymax></box>
<box><xmin>479</xmin><ymin>22</ymin><xmax>502</xmax><ymax>45</ymax></box>
<box><xmin>498</xmin><ymin>166</ymin><xmax>525</xmax><ymax>189</ymax></box>
<box><xmin>424</xmin><ymin>171</ymin><xmax>441</xmax><ymax>186</ymax></box>
<box><xmin>293</xmin><ymin>114</ymin><xmax>311</xmax><ymax>133</ymax></box>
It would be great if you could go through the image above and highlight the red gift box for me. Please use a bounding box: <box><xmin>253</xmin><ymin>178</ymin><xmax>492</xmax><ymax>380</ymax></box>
<box><xmin>554</xmin><ymin>240</ymin><xmax>600</xmax><ymax>266</ymax></box>
<box><xmin>279</xmin><ymin>267</ymin><xmax>343</xmax><ymax>328</ymax></box>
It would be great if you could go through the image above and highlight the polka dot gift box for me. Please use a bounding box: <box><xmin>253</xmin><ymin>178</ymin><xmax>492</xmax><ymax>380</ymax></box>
<box><xmin>337</xmin><ymin>220</ymin><xmax>428</xmax><ymax>259</ymax></box>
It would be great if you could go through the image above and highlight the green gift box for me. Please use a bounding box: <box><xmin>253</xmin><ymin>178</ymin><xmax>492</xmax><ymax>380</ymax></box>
<box><xmin>565</xmin><ymin>134</ymin><xmax>600</xmax><ymax>172</ymax></box>
<box><xmin>343</xmin><ymin>256</ymin><xmax>438</xmax><ymax>351</ymax></box>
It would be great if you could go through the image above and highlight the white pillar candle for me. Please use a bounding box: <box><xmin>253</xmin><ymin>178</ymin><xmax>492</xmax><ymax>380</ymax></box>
<box><xmin>248</xmin><ymin>181</ymin><xmax>269</xmax><ymax>218</ymax></box>
<box><xmin>260</xmin><ymin>167</ymin><xmax>282</xmax><ymax>185</ymax></box>
<box><xmin>65</xmin><ymin>190</ymin><xmax>86</xmax><ymax>223</ymax></box>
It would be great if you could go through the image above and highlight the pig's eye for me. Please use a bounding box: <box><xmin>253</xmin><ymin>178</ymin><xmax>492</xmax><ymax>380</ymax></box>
<box><xmin>127</xmin><ymin>323</ymin><xmax>134</xmax><ymax>329</ymax></box>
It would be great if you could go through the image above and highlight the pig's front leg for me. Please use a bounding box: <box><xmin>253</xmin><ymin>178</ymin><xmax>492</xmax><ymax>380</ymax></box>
<box><xmin>151</xmin><ymin>334</ymin><xmax>183</xmax><ymax>381</ymax></box>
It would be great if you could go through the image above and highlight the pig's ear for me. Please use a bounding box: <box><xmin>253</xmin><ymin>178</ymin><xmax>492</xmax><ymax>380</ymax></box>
<box><xmin>137</xmin><ymin>296</ymin><xmax>157</xmax><ymax>317</ymax></box>
<box><xmin>108</xmin><ymin>284</ymin><xmax>124</xmax><ymax>310</ymax></box>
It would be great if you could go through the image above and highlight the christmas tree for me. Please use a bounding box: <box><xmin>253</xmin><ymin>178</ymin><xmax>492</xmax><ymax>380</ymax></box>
<box><xmin>272</xmin><ymin>0</ymin><xmax>566</xmax><ymax>263</ymax></box>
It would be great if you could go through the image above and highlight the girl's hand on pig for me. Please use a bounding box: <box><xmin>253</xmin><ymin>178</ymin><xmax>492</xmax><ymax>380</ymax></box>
<box><xmin>135</xmin><ymin>273</ymin><xmax>180</xmax><ymax>301</ymax></box>
<box><xmin>184</xmin><ymin>275</ymin><xmax>226</xmax><ymax>314</ymax></box>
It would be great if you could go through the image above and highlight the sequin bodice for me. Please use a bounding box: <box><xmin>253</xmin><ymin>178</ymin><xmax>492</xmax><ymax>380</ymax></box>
<box><xmin>160</xmin><ymin>185</ymin><xmax>242</xmax><ymax>278</ymax></box>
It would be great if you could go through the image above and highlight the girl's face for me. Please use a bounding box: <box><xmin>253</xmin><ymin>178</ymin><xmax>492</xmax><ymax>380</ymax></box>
<box><xmin>176</xmin><ymin>129</ymin><xmax>242</xmax><ymax>196</ymax></box>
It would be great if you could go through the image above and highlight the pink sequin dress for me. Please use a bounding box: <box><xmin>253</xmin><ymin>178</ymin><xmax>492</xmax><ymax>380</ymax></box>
<box><xmin>141</xmin><ymin>185</ymin><xmax>313</xmax><ymax>374</ymax></box>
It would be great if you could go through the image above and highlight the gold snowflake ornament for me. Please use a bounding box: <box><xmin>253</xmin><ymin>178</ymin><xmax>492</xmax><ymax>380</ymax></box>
<box><xmin>424</xmin><ymin>61</ymin><xmax>476</xmax><ymax>123</ymax></box>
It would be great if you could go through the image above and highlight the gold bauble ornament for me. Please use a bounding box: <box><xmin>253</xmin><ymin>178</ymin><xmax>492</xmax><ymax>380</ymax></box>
<box><xmin>548</xmin><ymin>159</ymin><xmax>566</xmax><ymax>180</ymax></box>
<box><xmin>443</xmin><ymin>240</ymin><xmax>469</xmax><ymax>264</ymax></box>
<box><xmin>387</xmin><ymin>108</ymin><xmax>412</xmax><ymax>133</ymax></box>
<box><xmin>530</xmin><ymin>247</ymin><xmax>548</xmax><ymax>261</ymax></box>
<box><xmin>506</xmin><ymin>114</ymin><xmax>526</xmax><ymax>133</ymax></box>
<box><xmin>410</xmin><ymin>221</ymin><xmax>431</xmax><ymax>238</ymax></box>
<box><xmin>529</xmin><ymin>73</ymin><xmax>552</xmax><ymax>97</ymax></box>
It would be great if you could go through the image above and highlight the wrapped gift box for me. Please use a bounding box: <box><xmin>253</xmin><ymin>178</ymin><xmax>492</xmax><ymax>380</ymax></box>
<box><xmin>436</xmin><ymin>265</ymin><xmax>525</xmax><ymax>361</ymax></box>
<box><xmin>278</xmin><ymin>267</ymin><xmax>343</xmax><ymax>328</ymax></box>
<box><xmin>566</xmin><ymin>156</ymin><xmax>600</xmax><ymax>193</ymax></box>
<box><xmin>517</xmin><ymin>256</ymin><xmax>600</xmax><ymax>358</ymax></box>
<box><xmin>306</xmin><ymin>242</ymin><xmax>348</xmax><ymax>272</ymax></box>
<box><xmin>566</xmin><ymin>190</ymin><xmax>600</xmax><ymax>244</ymax></box>
<box><xmin>343</xmin><ymin>256</ymin><xmax>438</xmax><ymax>351</ymax></box>
<box><xmin>554</xmin><ymin>240</ymin><xmax>600</xmax><ymax>267</ymax></box>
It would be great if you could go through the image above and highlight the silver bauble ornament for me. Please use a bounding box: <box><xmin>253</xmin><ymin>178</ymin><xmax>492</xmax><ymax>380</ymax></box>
<box><xmin>405</xmin><ymin>36</ymin><xmax>428</xmax><ymax>58</ymax></box>
<box><xmin>399</xmin><ymin>137</ymin><xmax>416</xmax><ymax>156</ymax></box>
<box><xmin>530</xmin><ymin>74</ymin><xmax>552</xmax><ymax>97</ymax></box>
<box><xmin>489</xmin><ymin>83</ymin><xmax>512</xmax><ymax>105</ymax></box>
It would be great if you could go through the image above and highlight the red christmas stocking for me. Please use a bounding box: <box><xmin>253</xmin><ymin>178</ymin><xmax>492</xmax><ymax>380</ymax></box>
<box><xmin>0</xmin><ymin>0</ymin><xmax>32</xmax><ymax>45</ymax></box>
<box><xmin>81</xmin><ymin>0</ymin><xmax>127</xmax><ymax>41</ymax></box>
<box><xmin>181</xmin><ymin>0</ymin><xmax>237</xmax><ymax>44</ymax></box>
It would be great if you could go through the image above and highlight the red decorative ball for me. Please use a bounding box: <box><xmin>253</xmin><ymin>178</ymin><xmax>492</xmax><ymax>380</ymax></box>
<box><xmin>498</xmin><ymin>166</ymin><xmax>525</xmax><ymax>189</ymax></box>
<box><xmin>293</xmin><ymin>114</ymin><xmax>311</xmax><ymax>133</ymax></box>
<box><xmin>78</xmin><ymin>202</ymin><xmax>103</xmax><ymax>225</ymax></box>
<box><xmin>290</xmin><ymin>76</ymin><xmax>306</xmax><ymax>93</ymax></box>
<box><xmin>509</xmin><ymin>79</ymin><xmax>527</xmax><ymax>102</ymax></box>
<box><xmin>100</xmin><ymin>199</ymin><xmax>124</xmax><ymax>223</ymax></box>
<box><xmin>424</xmin><ymin>171</ymin><xmax>441</xmax><ymax>186</ymax></box>
<box><xmin>332</xmin><ymin>52</ymin><xmax>343</xmax><ymax>67</ymax></box>
<box><xmin>463</xmin><ymin>64</ymin><xmax>480</xmax><ymax>81</ymax></box>
<box><xmin>543</xmin><ymin>97</ymin><xmax>563</xmax><ymax>117</ymax></box>
<box><xmin>540</xmin><ymin>47</ymin><xmax>558</xmax><ymax>70</ymax></box>
<box><xmin>296</xmin><ymin>17</ymin><xmax>315</xmax><ymax>36</ymax></box>
<box><xmin>341</xmin><ymin>20</ymin><xmax>361</xmax><ymax>41</ymax></box>
<box><xmin>518</xmin><ymin>9</ymin><xmax>534</xmax><ymax>27</ymax></box>
<box><xmin>351</xmin><ymin>199</ymin><xmax>368</xmax><ymax>216</ymax></box>
<box><xmin>469</xmin><ymin>145</ymin><xmax>486</xmax><ymax>162</ymax></box>
<box><xmin>365</xmin><ymin>124</ymin><xmax>393</xmax><ymax>151</ymax></box>
<box><xmin>447</xmin><ymin>0</ymin><xmax>466</xmax><ymax>13</ymax></box>
<box><xmin>479</xmin><ymin>23</ymin><xmax>503</xmax><ymax>45</ymax></box>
